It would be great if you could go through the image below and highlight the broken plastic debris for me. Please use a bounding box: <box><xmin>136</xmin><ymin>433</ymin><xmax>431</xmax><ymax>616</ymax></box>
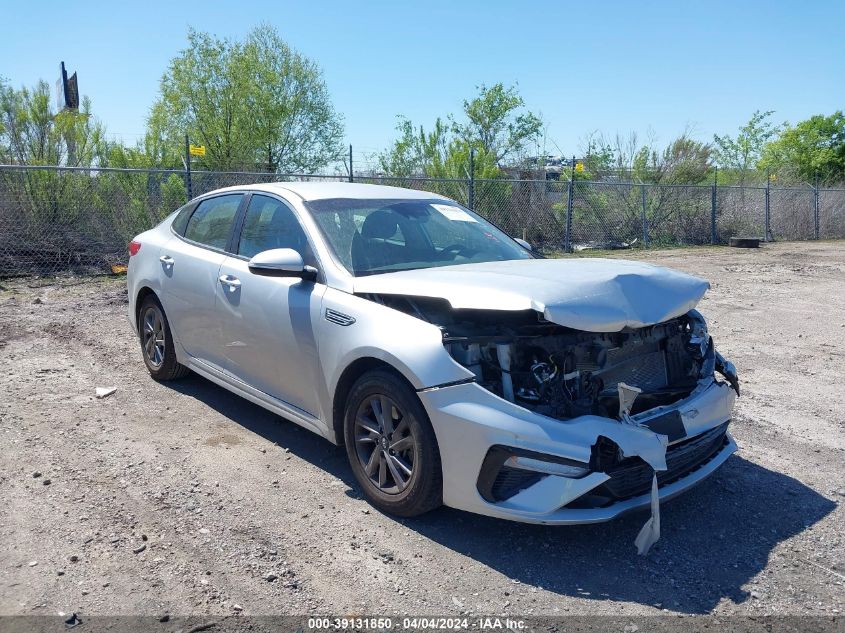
<box><xmin>593</xmin><ymin>426</ymin><xmax>667</xmax><ymax>554</ymax></box>
<box><xmin>634</xmin><ymin>473</ymin><xmax>661</xmax><ymax>555</ymax></box>
<box><xmin>64</xmin><ymin>612</ymin><xmax>82</xmax><ymax>628</ymax></box>
<box><xmin>617</xmin><ymin>382</ymin><xmax>642</xmax><ymax>424</ymax></box>
<box><xmin>715</xmin><ymin>350</ymin><xmax>741</xmax><ymax>397</ymax></box>
<box><xmin>95</xmin><ymin>387</ymin><xmax>117</xmax><ymax>399</ymax></box>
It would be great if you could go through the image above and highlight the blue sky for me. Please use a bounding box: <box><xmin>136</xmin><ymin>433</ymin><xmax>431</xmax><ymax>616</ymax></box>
<box><xmin>2</xmin><ymin>0</ymin><xmax>843</xmax><ymax>165</ymax></box>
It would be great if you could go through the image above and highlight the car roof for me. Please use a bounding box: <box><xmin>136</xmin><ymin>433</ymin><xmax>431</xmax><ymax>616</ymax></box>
<box><xmin>206</xmin><ymin>181</ymin><xmax>451</xmax><ymax>202</ymax></box>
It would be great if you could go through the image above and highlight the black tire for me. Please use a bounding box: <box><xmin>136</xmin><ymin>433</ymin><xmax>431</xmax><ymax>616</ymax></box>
<box><xmin>343</xmin><ymin>369</ymin><xmax>442</xmax><ymax>517</ymax></box>
<box><xmin>137</xmin><ymin>295</ymin><xmax>190</xmax><ymax>381</ymax></box>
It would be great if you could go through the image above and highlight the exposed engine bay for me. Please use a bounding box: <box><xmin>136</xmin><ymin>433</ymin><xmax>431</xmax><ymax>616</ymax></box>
<box><xmin>361</xmin><ymin>294</ymin><xmax>738</xmax><ymax>422</ymax></box>
<box><xmin>448</xmin><ymin>312</ymin><xmax>715</xmax><ymax>420</ymax></box>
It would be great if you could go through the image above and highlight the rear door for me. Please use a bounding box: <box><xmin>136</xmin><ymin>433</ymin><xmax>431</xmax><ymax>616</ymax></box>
<box><xmin>160</xmin><ymin>193</ymin><xmax>245</xmax><ymax>370</ymax></box>
<box><xmin>216</xmin><ymin>194</ymin><xmax>327</xmax><ymax>416</ymax></box>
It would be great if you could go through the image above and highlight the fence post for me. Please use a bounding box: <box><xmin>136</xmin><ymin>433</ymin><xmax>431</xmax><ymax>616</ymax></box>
<box><xmin>814</xmin><ymin>173</ymin><xmax>820</xmax><ymax>240</ymax></box>
<box><xmin>640</xmin><ymin>184</ymin><xmax>648</xmax><ymax>246</ymax></box>
<box><xmin>348</xmin><ymin>144</ymin><xmax>353</xmax><ymax>183</ymax></box>
<box><xmin>184</xmin><ymin>134</ymin><xmax>193</xmax><ymax>200</ymax></box>
<box><xmin>564</xmin><ymin>155</ymin><xmax>575</xmax><ymax>252</ymax></box>
<box><xmin>710</xmin><ymin>166</ymin><xmax>718</xmax><ymax>244</ymax></box>
<box><xmin>468</xmin><ymin>148</ymin><xmax>475</xmax><ymax>210</ymax></box>
<box><xmin>764</xmin><ymin>174</ymin><xmax>771</xmax><ymax>241</ymax></box>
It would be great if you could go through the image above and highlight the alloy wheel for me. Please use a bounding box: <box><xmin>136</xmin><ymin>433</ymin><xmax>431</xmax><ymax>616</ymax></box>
<box><xmin>141</xmin><ymin>306</ymin><xmax>166</xmax><ymax>368</ymax></box>
<box><xmin>354</xmin><ymin>395</ymin><xmax>416</xmax><ymax>494</ymax></box>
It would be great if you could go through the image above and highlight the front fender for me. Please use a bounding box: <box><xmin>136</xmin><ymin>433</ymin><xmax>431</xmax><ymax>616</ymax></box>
<box><xmin>318</xmin><ymin>288</ymin><xmax>473</xmax><ymax>395</ymax></box>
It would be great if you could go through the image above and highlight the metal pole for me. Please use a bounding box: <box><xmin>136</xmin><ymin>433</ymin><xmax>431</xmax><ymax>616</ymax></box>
<box><xmin>468</xmin><ymin>148</ymin><xmax>475</xmax><ymax>211</ymax></box>
<box><xmin>711</xmin><ymin>166</ymin><xmax>718</xmax><ymax>244</ymax></box>
<box><xmin>184</xmin><ymin>134</ymin><xmax>193</xmax><ymax>200</ymax></box>
<box><xmin>348</xmin><ymin>144</ymin><xmax>353</xmax><ymax>183</ymax></box>
<box><xmin>641</xmin><ymin>184</ymin><xmax>648</xmax><ymax>246</ymax></box>
<box><xmin>814</xmin><ymin>172</ymin><xmax>820</xmax><ymax>240</ymax></box>
<box><xmin>564</xmin><ymin>155</ymin><xmax>575</xmax><ymax>252</ymax></box>
<box><xmin>765</xmin><ymin>173</ymin><xmax>771</xmax><ymax>241</ymax></box>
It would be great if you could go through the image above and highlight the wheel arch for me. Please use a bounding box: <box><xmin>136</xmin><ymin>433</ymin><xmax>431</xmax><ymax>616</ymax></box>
<box><xmin>331</xmin><ymin>357</ymin><xmax>420</xmax><ymax>446</ymax></box>
<box><xmin>134</xmin><ymin>286</ymin><xmax>160</xmax><ymax>334</ymax></box>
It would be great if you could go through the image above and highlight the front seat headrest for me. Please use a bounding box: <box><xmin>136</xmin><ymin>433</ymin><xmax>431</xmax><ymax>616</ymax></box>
<box><xmin>360</xmin><ymin>209</ymin><xmax>400</xmax><ymax>240</ymax></box>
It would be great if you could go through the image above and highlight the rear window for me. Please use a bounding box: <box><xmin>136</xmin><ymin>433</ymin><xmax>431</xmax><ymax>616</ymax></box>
<box><xmin>183</xmin><ymin>194</ymin><xmax>243</xmax><ymax>250</ymax></box>
<box><xmin>171</xmin><ymin>203</ymin><xmax>195</xmax><ymax>236</ymax></box>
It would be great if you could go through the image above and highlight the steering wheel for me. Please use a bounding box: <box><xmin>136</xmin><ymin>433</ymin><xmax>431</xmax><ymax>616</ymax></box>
<box><xmin>440</xmin><ymin>243</ymin><xmax>477</xmax><ymax>259</ymax></box>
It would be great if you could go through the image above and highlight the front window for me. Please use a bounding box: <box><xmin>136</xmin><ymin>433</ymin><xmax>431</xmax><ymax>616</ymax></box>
<box><xmin>237</xmin><ymin>194</ymin><xmax>315</xmax><ymax>265</ymax></box>
<box><xmin>306</xmin><ymin>198</ymin><xmax>531</xmax><ymax>276</ymax></box>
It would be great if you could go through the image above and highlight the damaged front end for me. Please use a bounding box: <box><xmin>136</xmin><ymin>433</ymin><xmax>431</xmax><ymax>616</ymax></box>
<box><xmin>366</xmin><ymin>294</ymin><xmax>738</xmax><ymax>419</ymax></box>
<box><xmin>363</xmin><ymin>293</ymin><xmax>739</xmax><ymax>552</ymax></box>
<box><xmin>442</xmin><ymin>307</ymin><xmax>737</xmax><ymax>420</ymax></box>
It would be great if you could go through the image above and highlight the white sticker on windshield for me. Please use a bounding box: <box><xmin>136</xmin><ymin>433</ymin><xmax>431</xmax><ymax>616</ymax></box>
<box><xmin>432</xmin><ymin>204</ymin><xmax>478</xmax><ymax>222</ymax></box>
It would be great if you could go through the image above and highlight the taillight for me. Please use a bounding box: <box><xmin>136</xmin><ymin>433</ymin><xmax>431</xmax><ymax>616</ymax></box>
<box><xmin>128</xmin><ymin>240</ymin><xmax>142</xmax><ymax>256</ymax></box>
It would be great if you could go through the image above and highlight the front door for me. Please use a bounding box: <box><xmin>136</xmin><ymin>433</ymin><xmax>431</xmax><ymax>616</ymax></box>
<box><xmin>216</xmin><ymin>194</ymin><xmax>326</xmax><ymax>416</ymax></box>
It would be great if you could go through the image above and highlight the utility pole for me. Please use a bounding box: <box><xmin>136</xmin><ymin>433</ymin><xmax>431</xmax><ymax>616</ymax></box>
<box><xmin>641</xmin><ymin>184</ymin><xmax>648</xmax><ymax>246</ymax></box>
<box><xmin>468</xmin><ymin>148</ymin><xmax>475</xmax><ymax>211</ymax></box>
<box><xmin>764</xmin><ymin>172</ymin><xmax>771</xmax><ymax>241</ymax></box>
<box><xmin>711</xmin><ymin>166</ymin><xmax>718</xmax><ymax>244</ymax></box>
<box><xmin>184</xmin><ymin>134</ymin><xmax>193</xmax><ymax>200</ymax></box>
<box><xmin>565</xmin><ymin>156</ymin><xmax>576</xmax><ymax>253</ymax></box>
<box><xmin>814</xmin><ymin>171</ymin><xmax>820</xmax><ymax>240</ymax></box>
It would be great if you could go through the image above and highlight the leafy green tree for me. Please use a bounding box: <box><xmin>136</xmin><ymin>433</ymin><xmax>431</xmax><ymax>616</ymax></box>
<box><xmin>375</xmin><ymin>116</ymin><xmax>499</xmax><ymax>204</ymax></box>
<box><xmin>378</xmin><ymin>117</ymin><xmax>448</xmax><ymax>178</ymax></box>
<box><xmin>0</xmin><ymin>78</ymin><xmax>187</xmax><ymax>266</ymax></box>
<box><xmin>378</xmin><ymin>83</ymin><xmax>542</xmax><ymax>179</ymax></box>
<box><xmin>759</xmin><ymin>112</ymin><xmax>845</xmax><ymax>184</ymax></box>
<box><xmin>579</xmin><ymin>137</ymin><xmax>614</xmax><ymax>179</ymax></box>
<box><xmin>713</xmin><ymin>110</ymin><xmax>782</xmax><ymax>184</ymax></box>
<box><xmin>0</xmin><ymin>79</ymin><xmax>108</xmax><ymax>227</ymax></box>
<box><xmin>632</xmin><ymin>135</ymin><xmax>713</xmax><ymax>185</ymax></box>
<box><xmin>452</xmin><ymin>83</ymin><xmax>543</xmax><ymax>167</ymax></box>
<box><xmin>106</xmin><ymin>109</ymin><xmax>183</xmax><ymax>170</ymax></box>
<box><xmin>150</xmin><ymin>25</ymin><xmax>344</xmax><ymax>172</ymax></box>
<box><xmin>0</xmin><ymin>80</ymin><xmax>106</xmax><ymax>166</ymax></box>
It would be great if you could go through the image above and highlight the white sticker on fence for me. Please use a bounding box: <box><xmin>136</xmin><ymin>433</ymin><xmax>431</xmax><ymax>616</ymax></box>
<box><xmin>432</xmin><ymin>204</ymin><xmax>478</xmax><ymax>223</ymax></box>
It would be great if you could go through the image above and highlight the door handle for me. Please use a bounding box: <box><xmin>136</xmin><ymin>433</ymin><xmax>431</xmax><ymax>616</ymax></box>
<box><xmin>159</xmin><ymin>255</ymin><xmax>174</xmax><ymax>265</ymax></box>
<box><xmin>218</xmin><ymin>275</ymin><xmax>241</xmax><ymax>292</ymax></box>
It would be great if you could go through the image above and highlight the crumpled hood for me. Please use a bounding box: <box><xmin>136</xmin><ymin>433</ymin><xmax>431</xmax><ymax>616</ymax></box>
<box><xmin>353</xmin><ymin>258</ymin><xmax>709</xmax><ymax>332</ymax></box>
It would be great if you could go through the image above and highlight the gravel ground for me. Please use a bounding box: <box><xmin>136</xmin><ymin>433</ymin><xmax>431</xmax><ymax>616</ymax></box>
<box><xmin>0</xmin><ymin>240</ymin><xmax>843</xmax><ymax>619</ymax></box>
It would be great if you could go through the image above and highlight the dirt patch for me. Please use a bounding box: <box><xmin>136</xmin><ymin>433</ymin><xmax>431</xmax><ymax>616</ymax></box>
<box><xmin>1</xmin><ymin>242</ymin><xmax>843</xmax><ymax>617</ymax></box>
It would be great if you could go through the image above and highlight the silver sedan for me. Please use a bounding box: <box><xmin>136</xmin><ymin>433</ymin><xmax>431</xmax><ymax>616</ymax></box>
<box><xmin>127</xmin><ymin>182</ymin><xmax>739</xmax><ymax>550</ymax></box>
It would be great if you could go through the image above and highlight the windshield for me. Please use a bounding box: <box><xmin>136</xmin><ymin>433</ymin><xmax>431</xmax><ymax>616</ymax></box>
<box><xmin>306</xmin><ymin>198</ymin><xmax>532</xmax><ymax>276</ymax></box>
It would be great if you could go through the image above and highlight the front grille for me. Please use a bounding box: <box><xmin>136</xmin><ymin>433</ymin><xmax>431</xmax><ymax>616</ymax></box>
<box><xmin>477</xmin><ymin>446</ymin><xmax>553</xmax><ymax>502</ymax></box>
<box><xmin>490</xmin><ymin>466</ymin><xmax>543</xmax><ymax>501</ymax></box>
<box><xmin>597</xmin><ymin>422</ymin><xmax>729</xmax><ymax>500</ymax></box>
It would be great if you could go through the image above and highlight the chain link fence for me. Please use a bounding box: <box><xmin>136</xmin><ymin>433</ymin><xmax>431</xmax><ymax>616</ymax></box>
<box><xmin>1</xmin><ymin>164</ymin><xmax>844</xmax><ymax>277</ymax></box>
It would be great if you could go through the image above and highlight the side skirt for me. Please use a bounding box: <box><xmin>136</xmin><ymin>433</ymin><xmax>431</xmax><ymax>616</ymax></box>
<box><xmin>186</xmin><ymin>357</ymin><xmax>332</xmax><ymax>442</ymax></box>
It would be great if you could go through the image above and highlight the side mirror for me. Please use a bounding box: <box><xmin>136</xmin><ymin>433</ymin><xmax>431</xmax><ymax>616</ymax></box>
<box><xmin>514</xmin><ymin>237</ymin><xmax>533</xmax><ymax>251</ymax></box>
<box><xmin>248</xmin><ymin>248</ymin><xmax>318</xmax><ymax>280</ymax></box>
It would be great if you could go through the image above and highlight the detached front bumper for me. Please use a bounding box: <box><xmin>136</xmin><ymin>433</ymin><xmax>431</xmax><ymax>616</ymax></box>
<box><xmin>418</xmin><ymin>377</ymin><xmax>737</xmax><ymax>524</ymax></box>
